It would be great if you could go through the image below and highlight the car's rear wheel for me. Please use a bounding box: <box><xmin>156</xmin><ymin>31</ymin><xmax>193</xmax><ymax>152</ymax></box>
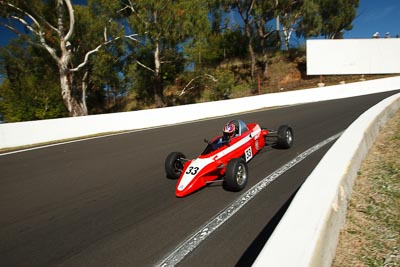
<box><xmin>165</xmin><ymin>152</ymin><xmax>186</xmax><ymax>179</ymax></box>
<box><xmin>276</xmin><ymin>125</ymin><xmax>293</xmax><ymax>149</ymax></box>
<box><xmin>224</xmin><ymin>158</ymin><xmax>248</xmax><ymax>192</ymax></box>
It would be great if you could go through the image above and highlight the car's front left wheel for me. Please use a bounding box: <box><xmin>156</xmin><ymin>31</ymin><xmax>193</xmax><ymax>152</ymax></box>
<box><xmin>276</xmin><ymin>125</ymin><xmax>293</xmax><ymax>149</ymax></box>
<box><xmin>224</xmin><ymin>158</ymin><xmax>248</xmax><ymax>192</ymax></box>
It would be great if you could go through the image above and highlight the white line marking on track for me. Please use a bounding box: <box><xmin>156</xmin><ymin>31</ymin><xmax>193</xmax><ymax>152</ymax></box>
<box><xmin>156</xmin><ymin>132</ymin><xmax>343</xmax><ymax>267</ymax></box>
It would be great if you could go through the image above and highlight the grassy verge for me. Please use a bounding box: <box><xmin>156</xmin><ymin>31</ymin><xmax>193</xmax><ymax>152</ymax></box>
<box><xmin>333</xmin><ymin>111</ymin><xmax>400</xmax><ymax>267</ymax></box>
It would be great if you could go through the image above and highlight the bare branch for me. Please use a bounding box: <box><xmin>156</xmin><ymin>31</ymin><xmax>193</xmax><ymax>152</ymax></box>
<box><xmin>70</xmin><ymin>34</ymin><xmax>140</xmax><ymax>72</ymax></box>
<box><xmin>17</xmin><ymin>1</ymin><xmax>60</xmax><ymax>34</ymax></box>
<box><xmin>0</xmin><ymin>20</ymin><xmax>50</xmax><ymax>53</ymax></box>
<box><xmin>1</xmin><ymin>0</ymin><xmax>57</xmax><ymax>34</ymax></box>
<box><xmin>35</xmin><ymin>15</ymin><xmax>59</xmax><ymax>34</ymax></box>
<box><xmin>121</xmin><ymin>0</ymin><xmax>149</xmax><ymax>28</ymax></box>
<box><xmin>126</xmin><ymin>34</ymin><xmax>141</xmax><ymax>41</ymax></box>
<box><xmin>1</xmin><ymin>2</ymin><xmax>60</xmax><ymax>63</ymax></box>
<box><xmin>63</xmin><ymin>0</ymin><xmax>75</xmax><ymax>42</ymax></box>
<box><xmin>179</xmin><ymin>74</ymin><xmax>218</xmax><ymax>96</ymax></box>
<box><xmin>0</xmin><ymin>21</ymin><xmax>40</xmax><ymax>50</ymax></box>
<box><xmin>0</xmin><ymin>21</ymin><xmax>23</xmax><ymax>36</ymax></box>
<box><xmin>69</xmin><ymin>43</ymin><xmax>104</xmax><ymax>72</ymax></box>
<box><xmin>117</xmin><ymin>5</ymin><xmax>131</xmax><ymax>14</ymax></box>
<box><xmin>10</xmin><ymin>15</ymin><xmax>40</xmax><ymax>35</ymax></box>
<box><xmin>136</xmin><ymin>60</ymin><xmax>155</xmax><ymax>73</ymax></box>
<box><xmin>40</xmin><ymin>37</ymin><xmax>59</xmax><ymax>63</ymax></box>
<box><xmin>2</xmin><ymin>2</ymin><xmax>42</xmax><ymax>35</ymax></box>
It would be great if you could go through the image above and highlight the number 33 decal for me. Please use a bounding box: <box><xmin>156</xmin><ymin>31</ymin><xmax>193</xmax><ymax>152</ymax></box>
<box><xmin>185</xmin><ymin>166</ymin><xmax>199</xmax><ymax>175</ymax></box>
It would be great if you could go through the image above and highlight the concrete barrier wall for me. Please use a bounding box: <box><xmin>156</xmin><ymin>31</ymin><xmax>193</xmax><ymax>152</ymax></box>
<box><xmin>252</xmin><ymin>92</ymin><xmax>400</xmax><ymax>267</ymax></box>
<box><xmin>1</xmin><ymin>76</ymin><xmax>400</xmax><ymax>150</ymax></box>
<box><xmin>307</xmin><ymin>39</ymin><xmax>400</xmax><ymax>75</ymax></box>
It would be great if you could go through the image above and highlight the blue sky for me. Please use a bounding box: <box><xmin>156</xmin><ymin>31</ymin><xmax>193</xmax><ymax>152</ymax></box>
<box><xmin>344</xmin><ymin>0</ymin><xmax>400</xmax><ymax>38</ymax></box>
<box><xmin>0</xmin><ymin>0</ymin><xmax>399</xmax><ymax>47</ymax></box>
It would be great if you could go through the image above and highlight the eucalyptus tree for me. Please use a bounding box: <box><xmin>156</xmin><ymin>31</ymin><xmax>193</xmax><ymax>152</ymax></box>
<box><xmin>222</xmin><ymin>0</ymin><xmax>280</xmax><ymax>80</ymax></box>
<box><xmin>277</xmin><ymin>0</ymin><xmax>303</xmax><ymax>50</ymax></box>
<box><xmin>318</xmin><ymin>0</ymin><xmax>359</xmax><ymax>39</ymax></box>
<box><xmin>295</xmin><ymin>0</ymin><xmax>322</xmax><ymax>39</ymax></box>
<box><xmin>294</xmin><ymin>0</ymin><xmax>359</xmax><ymax>40</ymax></box>
<box><xmin>253</xmin><ymin>0</ymin><xmax>280</xmax><ymax>79</ymax></box>
<box><xmin>225</xmin><ymin>0</ymin><xmax>257</xmax><ymax>79</ymax></box>
<box><xmin>0</xmin><ymin>0</ymin><xmax>134</xmax><ymax>116</ymax></box>
<box><xmin>116</xmin><ymin>0</ymin><xmax>210</xmax><ymax>107</ymax></box>
<box><xmin>72</xmin><ymin>2</ymin><xmax>128</xmax><ymax>114</ymax></box>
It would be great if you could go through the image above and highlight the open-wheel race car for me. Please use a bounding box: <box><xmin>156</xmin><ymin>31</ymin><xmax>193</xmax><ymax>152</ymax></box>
<box><xmin>165</xmin><ymin>120</ymin><xmax>293</xmax><ymax>197</ymax></box>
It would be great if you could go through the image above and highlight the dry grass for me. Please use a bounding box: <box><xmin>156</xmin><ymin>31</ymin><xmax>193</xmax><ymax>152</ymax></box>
<box><xmin>332</xmin><ymin>111</ymin><xmax>400</xmax><ymax>267</ymax></box>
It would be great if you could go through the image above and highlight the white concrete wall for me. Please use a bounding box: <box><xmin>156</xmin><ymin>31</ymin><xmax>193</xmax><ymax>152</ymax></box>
<box><xmin>252</xmin><ymin>91</ymin><xmax>400</xmax><ymax>267</ymax></box>
<box><xmin>307</xmin><ymin>39</ymin><xmax>400</xmax><ymax>75</ymax></box>
<box><xmin>1</xmin><ymin>76</ymin><xmax>400</xmax><ymax>150</ymax></box>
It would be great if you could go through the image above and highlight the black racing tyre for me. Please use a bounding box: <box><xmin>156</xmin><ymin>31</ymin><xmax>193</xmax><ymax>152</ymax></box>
<box><xmin>276</xmin><ymin>125</ymin><xmax>293</xmax><ymax>149</ymax></box>
<box><xmin>165</xmin><ymin>152</ymin><xmax>186</xmax><ymax>179</ymax></box>
<box><xmin>224</xmin><ymin>158</ymin><xmax>248</xmax><ymax>192</ymax></box>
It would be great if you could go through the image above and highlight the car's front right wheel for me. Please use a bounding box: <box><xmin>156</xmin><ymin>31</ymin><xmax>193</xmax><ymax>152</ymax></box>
<box><xmin>224</xmin><ymin>158</ymin><xmax>248</xmax><ymax>192</ymax></box>
<box><xmin>165</xmin><ymin>152</ymin><xmax>186</xmax><ymax>179</ymax></box>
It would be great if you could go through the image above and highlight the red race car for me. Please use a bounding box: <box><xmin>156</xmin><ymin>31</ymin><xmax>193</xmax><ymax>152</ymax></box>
<box><xmin>165</xmin><ymin>120</ymin><xmax>293</xmax><ymax>197</ymax></box>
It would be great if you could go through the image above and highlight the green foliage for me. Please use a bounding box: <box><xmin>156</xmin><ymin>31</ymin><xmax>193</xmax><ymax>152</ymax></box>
<box><xmin>0</xmin><ymin>78</ymin><xmax>66</xmax><ymax>122</ymax></box>
<box><xmin>295</xmin><ymin>0</ymin><xmax>359</xmax><ymax>39</ymax></box>
<box><xmin>0</xmin><ymin>0</ymin><xmax>130</xmax><ymax>119</ymax></box>
<box><xmin>167</xmin><ymin>68</ymin><xmax>233</xmax><ymax>106</ymax></box>
<box><xmin>118</xmin><ymin>0</ymin><xmax>210</xmax><ymax>48</ymax></box>
<box><xmin>208</xmin><ymin>68</ymin><xmax>235</xmax><ymax>101</ymax></box>
<box><xmin>72</xmin><ymin>3</ymin><xmax>128</xmax><ymax>114</ymax></box>
<box><xmin>296</xmin><ymin>0</ymin><xmax>323</xmax><ymax>38</ymax></box>
<box><xmin>186</xmin><ymin>29</ymin><xmax>248</xmax><ymax>69</ymax></box>
<box><xmin>0</xmin><ymin>40</ymin><xmax>67</xmax><ymax>122</ymax></box>
<box><xmin>318</xmin><ymin>0</ymin><xmax>359</xmax><ymax>39</ymax></box>
<box><xmin>0</xmin><ymin>0</ymin><xmax>362</xmax><ymax>121</ymax></box>
<box><xmin>127</xmin><ymin>45</ymin><xmax>154</xmax><ymax>105</ymax></box>
<box><xmin>118</xmin><ymin>0</ymin><xmax>210</xmax><ymax>106</ymax></box>
<box><xmin>125</xmin><ymin>45</ymin><xmax>181</xmax><ymax>105</ymax></box>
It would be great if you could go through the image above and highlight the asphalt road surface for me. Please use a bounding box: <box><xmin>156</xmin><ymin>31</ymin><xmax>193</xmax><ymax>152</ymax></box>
<box><xmin>0</xmin><ymin>90</ymin><xmax>399</xmax><ymax>267</ymax></box>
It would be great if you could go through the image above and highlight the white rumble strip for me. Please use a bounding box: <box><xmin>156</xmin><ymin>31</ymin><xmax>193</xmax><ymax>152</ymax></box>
<box><xmin>156</xmin><ymin>131</ymin><xmax>343</xmax><ymax>267</ymax></box>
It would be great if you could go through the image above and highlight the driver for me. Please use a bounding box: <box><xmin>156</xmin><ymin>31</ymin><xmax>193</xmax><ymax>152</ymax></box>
<box><xmin>208</xmin><ymin>122</ymin><xmax>236</xmax><ymax>151</ymax></box>
<box><xmin>221</xmin><ymin>122</ymin><xmax>236</xmax><ymax>142</ymax></box>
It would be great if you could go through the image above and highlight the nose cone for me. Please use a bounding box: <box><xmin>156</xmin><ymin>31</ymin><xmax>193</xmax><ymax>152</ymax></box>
<box><xmin>175</xmin><ymin>178</ymin><xmax>206</xmax><ymax>197</ymax></box>
<box><xmin>175</xmin><ymin>189</ymin><xmax>189</xmax><ymax>198</ymax></box>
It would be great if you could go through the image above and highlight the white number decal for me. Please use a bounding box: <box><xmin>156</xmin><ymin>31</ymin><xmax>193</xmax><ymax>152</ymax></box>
<box><xmin>245</xmin><ymin>147</ymin><xmax>253</xmax><ymax>162</ymax></box>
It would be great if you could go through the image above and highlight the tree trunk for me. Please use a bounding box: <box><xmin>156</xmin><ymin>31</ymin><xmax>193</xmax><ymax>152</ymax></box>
<box><xmin>81</xmin><ymin>70</ymin><xmax>88</xmax><ymax>113</ymax></box>
<box><xmin>283</xmin><ymin>28</ymin><xmax>292</xmax><ymax>51</ymax></box>
<box><xmin>59</xmin><ymin>67</ymin><xmax>88</xmax><ymax>116</ymax></box>
<box><xmin>153</xmin><ymin>40</ymin><xmax>165</xmax><ymax>107</ymax></box>
<box><xmin>263</xmin><ymin>53</ymin><xmax>268</xmax><ymax>80</ymax></box>
<box><xmin>248</xmin><ymin>41</ymin><xmax>256</xmax><ymax>80</ymax></box>
<box><xmin>2</xmin><ymin>0</ymin><xmax>94</xmax><ymax>117</ymax></box>
<box><xmin>56</xmin><ymin>1</ymin><xmax>87</xmax><ymax>116</ymax></box>
<box><xmin>244</xmin><ymin>23</ymin><xmax>256</xmax><ymax>80</ymax></box>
